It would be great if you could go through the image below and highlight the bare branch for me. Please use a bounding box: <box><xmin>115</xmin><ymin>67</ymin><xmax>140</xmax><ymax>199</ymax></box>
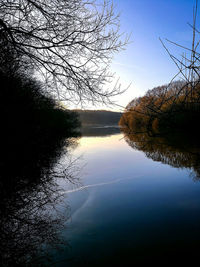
<box><xmin>0</xmin><ymin>0</ymin><xmax>129</xmax><ymax>105</ymax></box>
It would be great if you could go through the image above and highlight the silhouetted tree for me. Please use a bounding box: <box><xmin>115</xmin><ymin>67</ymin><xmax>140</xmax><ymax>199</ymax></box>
<box><xmin>0</xmin><ymin>0</ymin><xmax>128</xmax><ymax>105</ymax></box>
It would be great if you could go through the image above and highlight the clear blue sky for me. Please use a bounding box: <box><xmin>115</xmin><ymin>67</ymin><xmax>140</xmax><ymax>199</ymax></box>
<box><xmin>74</xmin><ymin>0</ymin><xmax>198</xmax><ymax>111</ymax></box>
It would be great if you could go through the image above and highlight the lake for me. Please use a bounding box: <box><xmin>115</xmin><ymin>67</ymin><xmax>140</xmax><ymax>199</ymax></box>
<box><xmin>50</xmin><ymin>126</ymin><xmax>200</xmax><ymax>266</ymax></box>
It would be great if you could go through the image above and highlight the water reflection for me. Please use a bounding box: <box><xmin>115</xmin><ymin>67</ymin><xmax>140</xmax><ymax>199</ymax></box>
<box><xmin>4</xmin><ymin>124</ymin><xmax>200</xmax><ymax>266</ymax></box>
<box><xmin>37</xmin><ymin>127</ymin><xmax>200</xmax><ymax>266</ymax></box>
<box><xmin>81</xmin><ymin>125</ymin><xmax>120</xmax><ymax>137</ymax></box>
<box><xmin>52</xmin><ymin>129</ymin><xmax>200</xmax><ymax>266</ymax></box>
<box><xmin>122</xmin><ymin>128</ymin><xmax>200</xmax><ymax>179</ymax></box>
<box><xmin>0</xmin><ymin>134</ymin><xmax>80</xmax><ymax>266</ymax></box>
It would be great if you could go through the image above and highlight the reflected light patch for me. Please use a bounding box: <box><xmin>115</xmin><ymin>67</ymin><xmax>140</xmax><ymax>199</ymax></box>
<box><xmin>79</xmin><ymin>134</ymin><xmax>124</xmax><ymax>149</ymax></box>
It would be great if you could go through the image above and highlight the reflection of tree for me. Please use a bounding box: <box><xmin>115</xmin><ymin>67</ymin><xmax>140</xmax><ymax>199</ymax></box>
<box><xmin>122</xmin><ymin>127</ymin><xmax>200</xmax><ymax>180</ymax></box>
<box><xmin>0</xmin><ymin>134</ymin><xmax>80</xmax><ymax>266</ymax></box>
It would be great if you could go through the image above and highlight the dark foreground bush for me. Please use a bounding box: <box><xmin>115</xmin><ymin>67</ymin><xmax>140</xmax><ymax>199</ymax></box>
<box><xmin>0</xmin><ymin>71</ymin><xmax>80</xmax><ymax>141</ymax></box>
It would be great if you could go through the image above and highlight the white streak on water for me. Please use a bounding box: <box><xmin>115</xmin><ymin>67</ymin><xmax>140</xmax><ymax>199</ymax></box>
<box><xmin>62</xmin><ymin>176</ymin><xmax>142</xmax><ymax>195</ymax></box>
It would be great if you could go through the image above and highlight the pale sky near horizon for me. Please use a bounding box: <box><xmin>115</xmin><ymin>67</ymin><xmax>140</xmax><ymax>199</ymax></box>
<box><xmin>69</xmin><ymin>0</ymin><xmax>198</xmax><ymax>112</ymax></box>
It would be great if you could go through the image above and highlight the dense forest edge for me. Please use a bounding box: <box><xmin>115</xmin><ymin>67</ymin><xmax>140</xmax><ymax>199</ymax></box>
<box><xmin>119</xmin><ymin>80</ymin><xmax>200</xmax><ymax>136</ymax></box>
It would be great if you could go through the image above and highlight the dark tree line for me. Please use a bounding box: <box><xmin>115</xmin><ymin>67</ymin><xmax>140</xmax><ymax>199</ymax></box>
<box><xmin>76</xmin><ymin>109</ymin><xmax>122</xmax><ymax>125</ymax></box>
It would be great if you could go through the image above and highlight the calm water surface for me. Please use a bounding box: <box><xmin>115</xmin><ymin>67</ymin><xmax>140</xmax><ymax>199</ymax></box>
<box><xmin>52</xmin><ymin>128</ymin><xmax>200</xmax><ymax>266</ymax></box>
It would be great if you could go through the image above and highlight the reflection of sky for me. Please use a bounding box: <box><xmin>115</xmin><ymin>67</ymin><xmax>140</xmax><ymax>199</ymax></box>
<box><xmin>55</xmin><ymin>132</ymin><xmax>200</xmax><ymax>266</ymax></box>
<box><xmin>71</xmin><ymin>133</ymin><xmax>190</xmax><ymax>186</ymax></box>
<box><xmin>69</xmin><ymin>0</ymin><xmax>197</xmax><ymax>111</ymax></box>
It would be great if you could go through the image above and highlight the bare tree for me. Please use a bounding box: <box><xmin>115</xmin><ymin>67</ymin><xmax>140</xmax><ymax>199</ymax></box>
<box><xmin>159</xmin><ymin>0</ymin><xmax>200</xmax><ymax>102</ymax></box>
<box><xmin>0</xmin><ymin>0</ymin><xmax>128</xmax><ymax>105</ymax></box>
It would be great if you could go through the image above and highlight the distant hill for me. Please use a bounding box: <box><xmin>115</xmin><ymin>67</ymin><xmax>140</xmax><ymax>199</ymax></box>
<box><xmin>74</xmin><ymin>110</ymin><xmax>122</xmax><ymax>126</ymax></box>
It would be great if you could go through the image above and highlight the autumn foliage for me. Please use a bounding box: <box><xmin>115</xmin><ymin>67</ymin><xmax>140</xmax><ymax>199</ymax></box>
<box><xmin>119</xmin><ymin>80</ymin><xmax>200</xmax><ymax>135</ymax></box>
